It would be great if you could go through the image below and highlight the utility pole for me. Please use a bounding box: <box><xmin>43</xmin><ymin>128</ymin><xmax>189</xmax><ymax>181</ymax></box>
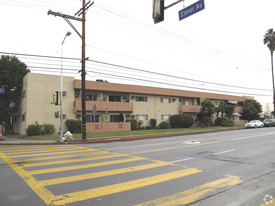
<box><xmin>48</xmin><ymin>0</ymin><xmax>94</xmax><ymax>140</ymax></box>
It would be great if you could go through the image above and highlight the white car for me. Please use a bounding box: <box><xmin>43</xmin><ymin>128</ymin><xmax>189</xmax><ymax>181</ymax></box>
<box><xmin>245</xmin><ymin>120</ymin><xmax>264</xmax><ymax>128</ymax></box>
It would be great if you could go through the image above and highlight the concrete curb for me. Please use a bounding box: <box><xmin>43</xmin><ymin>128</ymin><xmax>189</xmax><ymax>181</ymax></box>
<box><xmin>0</xmin><ymin>128</ymin><xmax>242</xmax><ymax>145</ymax></box>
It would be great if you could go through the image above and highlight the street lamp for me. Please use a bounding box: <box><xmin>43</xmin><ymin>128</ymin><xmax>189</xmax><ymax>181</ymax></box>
<box><xmin>60</xmin><ymin>31</ymin><xmax>71</xmax><ymax>142</ymax></box>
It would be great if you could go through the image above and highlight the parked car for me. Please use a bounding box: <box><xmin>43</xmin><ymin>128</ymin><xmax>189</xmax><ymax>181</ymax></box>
<box><xmin>263</xmin><ymin>118</ymin><xmax>275</xmax><ymax>127</ymax></box>
<box><xmin>245</xmin><ymin>120</ymin><xmax>264</xmax><ymax>128</ymax></box>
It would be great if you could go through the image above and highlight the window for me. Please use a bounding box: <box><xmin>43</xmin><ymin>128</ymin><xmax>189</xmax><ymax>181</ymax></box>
<box><xmin>136</xmin><ymin>114</ymin><xmax>148</xmax><ymax>121</ymax></box>
<box><xmin>86</xmin><ymin>93</ymin><xmax>97</xmax><ymax>101</ymax></box>
<box><xmin>21</xmin><ymin>114</ymin><xmax>25</xmax><ymax>121</ymax></box>
<box><xmin>182</xmin><ymin>99</ymin><xmax>190</xmax><ymax>105</ymax></box>
<box><xmin>110</xmin><ymin>114</ymin><xmax>120</xmax><ymax>122</ymax></box>
<box><xmin>161</xmin><ymin>97</ymin><xmax>171</xmax><ymax>104</ymax></box>
<box><xmin>135</xmin><ymin>96</ymin><xmax>148</xmax><ymax>102</ymax></box>
<box><xmin>161</xmin><ymin>114</ymin><xmax>171</xmax><ymax>121</ymax></box>
<box><xmin>109</xmin><ymin>95</ymin><xmax>121</xmax><ymax>102</ymax></box>
<box><xmin>86</xmin><ymin>114</ymin><xmax>100</xmax><ymax>122</ymax></box>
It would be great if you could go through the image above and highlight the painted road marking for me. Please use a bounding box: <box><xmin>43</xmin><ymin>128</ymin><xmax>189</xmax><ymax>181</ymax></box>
<box><xmin>0</xmin><ymin>145</ymin><xmax>242</xmax><ymax>206</ymax></box>
<box><xmin>39</xmin><ymin>161</ymin><xmax>173</xmax><ymax>186</ymax></box>
<box><xmin>28</xmin><ymin>157</ymin><xmax>144</xmax><ymax>175</ymax></box>
<box><xmin>135</xmin><ymin>175</ymin><xmax>242</xmax><ymax>206</ymax></box>
<box><xmin>213</xmin><ymin>149</ymin><xmax>235</xmax><ymax>155</ymax></box>
<box><xmin>130</xmin><ymin>132</ymin><xmax>273</xmax><ymax>155</ymax></box>
<box><xmin>170</xmin><ymin>158</ymin><xmax>194</xmax><ymax>163</ymax></box>
<box><xmin>51</xmin><ymin>168</ymin><xmax>202</xmax><ymax>205</ymax></box>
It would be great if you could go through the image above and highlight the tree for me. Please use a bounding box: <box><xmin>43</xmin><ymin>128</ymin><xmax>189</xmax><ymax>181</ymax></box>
<box><xmin>0</xmin><ymin>55</ymin><xmax>29</xmax><ymax>133</ymax></box>
<box><xmin>197</xmin><ymin>99</ymin><xmax>215</xmax><ymax>127</ymax></box>
<box><xmin>242</xmin><ymin>99</ymin><xmax>263</xmax><ymax>121</ymax></box>
<box><xmin>263</xmin><ymin>28</ymin><xmax>275</xmax><ymax>113</ymax></box>
<box><xmin>225</xmin><ymin>104</ymin><xmax>235</xmax><ymax>119</ymax></box>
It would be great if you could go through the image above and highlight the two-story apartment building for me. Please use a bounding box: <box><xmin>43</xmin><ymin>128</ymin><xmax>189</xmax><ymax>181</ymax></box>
<box><xmin>13</xmin><ymin>73</ymin><xmax>248</xmax><ymax>134</ymax></box>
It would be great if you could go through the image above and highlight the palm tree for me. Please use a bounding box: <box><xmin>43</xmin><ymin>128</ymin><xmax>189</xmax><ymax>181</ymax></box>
<box><xmin>264</xmin><ymin>28</ymin><xmax>275</xmax><ymax>115</ymax></box>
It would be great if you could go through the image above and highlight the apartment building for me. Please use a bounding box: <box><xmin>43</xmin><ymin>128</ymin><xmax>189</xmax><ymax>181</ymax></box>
<box><xmin>13</xmin><ymin>73</ymin><xmax>247</xmax><ymax>134</ymax></box>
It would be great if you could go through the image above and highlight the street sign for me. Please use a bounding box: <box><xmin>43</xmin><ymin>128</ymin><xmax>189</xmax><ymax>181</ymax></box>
<box><xmin>179</xmin><ymin>0</ymin><xmax>205</xmax><ymax>21</ymax></box>
<box><xmin>0</xmin><ymin>88</ymin><xmax>4</xmax><ymax>94</ymax></box>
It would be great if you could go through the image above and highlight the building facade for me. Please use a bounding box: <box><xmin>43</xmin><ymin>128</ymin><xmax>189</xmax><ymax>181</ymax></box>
<box><xmin>13</xmin><ymin>73</ymin><xmax>248</xmax><ymax>134</ymax></box>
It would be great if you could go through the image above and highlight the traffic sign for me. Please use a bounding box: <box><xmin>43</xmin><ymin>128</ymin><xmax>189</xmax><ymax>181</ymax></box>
<box><xmin>179</xmin><ymin>0</ymin><xmax>205</xmax><ymax>21</ymax></box>
<box><xmin>0</xmin><ymin>88</ymin><xmax>4</xmax><ymax>94</ymax></box>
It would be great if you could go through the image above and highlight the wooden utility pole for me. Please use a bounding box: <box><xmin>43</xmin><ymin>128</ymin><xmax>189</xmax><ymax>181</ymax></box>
<box><xmin>48</xmin><ymin>0</ymin><xmax>94</xmax><ymax>140</ymax></box>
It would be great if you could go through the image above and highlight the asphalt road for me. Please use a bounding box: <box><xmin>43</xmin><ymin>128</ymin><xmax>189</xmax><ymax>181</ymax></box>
<box><xmin>0</xmin><ymin>127</ymin><xmax>274</xmax><ymax>206</ymax></box>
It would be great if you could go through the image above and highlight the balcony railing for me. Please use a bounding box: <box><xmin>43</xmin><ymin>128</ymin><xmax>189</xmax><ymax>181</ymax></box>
<box><xmin>74</xmin><ymin>100</ymin><xmax>133</xmax><ymax>113</ymax></box>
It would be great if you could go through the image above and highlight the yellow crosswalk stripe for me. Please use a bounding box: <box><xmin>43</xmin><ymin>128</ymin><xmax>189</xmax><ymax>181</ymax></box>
<box><xmin>135</xmin><ymin>175</ymin><xmax>242</xmax><ymax>206</ymax></box>
<box><xmin>39</xmin><ymin>161</ymin><xmax>172</xmax><ymax>186</ymax></box>
<box><xmin>0</xmin><ymin>145</ymin><xmax>77</xmax><ymax>152</ymax></box>
<box><xmin>51</xmin><ymin>168</ymin><xmax>202</xmax><ymax>205</ymax></box>
<box><xmin>12</xmin><ymin>151</ymin><xmax>108</xmax><ymax>163</ymax></box>
<box><xmin>29</xmin><ymin>157</ymin><xmax>144</xmax><ymax>175</ymax></box>
<box><xmin>7</xmin><ymin>148</ymin><xmax>94</xmax><ymax>158</ymax></box>
<box><xmin>4</xmin><ymin>147</ymin><xmax>85</xmax><ymax>155</ymax></box>
<box><xmin>22</xmin><ymin>154</ymin><xmax>127</xmax><ymax>167</ymax></box>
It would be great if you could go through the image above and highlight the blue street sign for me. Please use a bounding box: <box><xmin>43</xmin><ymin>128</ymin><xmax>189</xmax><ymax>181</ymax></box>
<box><xmin>0</xmin><ymin>88</ymin><xmax>4</xmax><ymax>94</ymax></box>
<box><xmin>179</xmin><ymin>0</ymin><xmax>205</xmax><ymax>21</ymax></box>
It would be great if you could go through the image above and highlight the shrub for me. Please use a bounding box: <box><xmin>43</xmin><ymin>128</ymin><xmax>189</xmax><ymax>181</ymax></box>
<box><xmin>170</xmin><ymin>115</ymin><xmax>184</xmax><ymax>128</ymax></box>
<box><xmin>215</xmin><ymin>117</ymin><xmax>234</xmax><ymax>126</ymax></box>
<box><xmin>221</xmin><ymin>117</ymin><xmax>234</xmax><ymax>126</ymax></box>
<box><xmin>43</xmin><ymin>123</ymin><xmax>55</xmax><ymax>135</ymax></box>
<box><xmin>65</xmin><ymin>119</ymin><xmax>81</xmax><ymax>133</ymax></box>
<box><xmin>150</xmin><ymin>119</ymin><xmax>157</xmax><ymax>129</ymax></box>
<box><xmin>182</xmin><ymin>114</ymin><xmax>194</xmax><ymax>128</ymax></box>
<box><xmin>128</xmin><ymin>118</ymin><xmax>139</xmax><ymax>130</ymax></box>
<box><xmin>159</xmin><ymin>121</ymin><xmax>170</xmax><ymax>129</ymax></box>
<box><xmin>26</xmin><ymin>122</ymin><xmax>42</xmax><ymax>136</ymax></box>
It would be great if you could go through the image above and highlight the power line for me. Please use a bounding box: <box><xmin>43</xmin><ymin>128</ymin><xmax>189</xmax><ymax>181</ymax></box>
<box><xmin>1</xmin><ymin>51</ymin><xmax>272</xmax><ymax>96</ymax></box>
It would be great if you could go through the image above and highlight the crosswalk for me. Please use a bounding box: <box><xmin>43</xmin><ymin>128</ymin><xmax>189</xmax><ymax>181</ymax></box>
<box><xmin>0</xmin><ymin>145</ymin><xmax>242</xmax><ymax>206</ymax></box>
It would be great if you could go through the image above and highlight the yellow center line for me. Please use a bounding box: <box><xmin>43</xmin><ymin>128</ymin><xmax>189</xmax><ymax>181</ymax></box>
<box><xmin>39</xmin><ymin>161</ymin><xmax>172</xmax><ymax>186</ymax></box>
<box><xmin>135</xmin><ymin>175</ymin><xmax>242</xmax><ymax>206</ymax></box>
<box><xmin>130</xmin><ymin>132</ymin><xmax>273</xmax><ymax>155</ymax></box>
<box><xmin>29</xmin><ymin>157</ymin><xmax>144</xmax><ymax>175</ymax></box>
<box><xmin>50</xmin><ymin>168</ymin><xmax>202</xmax><ymax>205</ymax></box>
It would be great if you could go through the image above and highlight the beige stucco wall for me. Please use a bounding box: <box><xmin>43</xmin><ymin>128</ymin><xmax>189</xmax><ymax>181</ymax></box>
<box><xmin>132</xmin><ymin>95</ymin><xmax>179</xmax><ymax>126</ymax></box>
<box><xmin>15</xmin><ymin>73</ymin><xmax>75</xmax><ymax>134</ymax></box>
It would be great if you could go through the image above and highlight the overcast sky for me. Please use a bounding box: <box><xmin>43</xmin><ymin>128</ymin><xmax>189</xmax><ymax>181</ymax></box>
<box><xmin>1</xmin><ymin>0</ymin><xmax>275</xmax><ymax>103</ymax></box>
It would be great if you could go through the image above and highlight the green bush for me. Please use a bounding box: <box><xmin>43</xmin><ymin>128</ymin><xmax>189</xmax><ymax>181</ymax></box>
<box><xmin>43</xmin><ymin>123</ymin><xmax>56</xmax><ymax>135</ymax></box>
<box><xmin>215</xmin><ymin>117</ymin><xmax>234</xmax><ymax>126</ymax></box>
<box><xmin>65</xmin><ymin>119</ymin><xmax>81</xmax><ymax>133</ymax></box>
<box><xmin>26</xmin><ymin>122</ymin><xmax>42</xmax><ymax>136</ymax></box>
<box><xmin>150</xmin><ymin>118</ymin><xmax>157</xmax><ymax>129</ymax></box>
<box><xmin>128</xmin><ymin>118</ymin><xmax>139</xmax><ymax>130</ymax></box>
<box><xmin>159</xmin><ymin>121</ymin><xmax>170</xmax><ymax>129</ymax></box>
<box><xmin>170</xmin><ymin>115</ymin><xmax>184</xmax><ymax>128</ymax></box>
<box><xmin>182</xmin><ymin>114</ymin><xmax>194</xmax><ymax>128</ymax></box>
<box><xmin>221</xmin><ymin>117</ymin><xmax>234</xmax><ymax>126</ymax></box>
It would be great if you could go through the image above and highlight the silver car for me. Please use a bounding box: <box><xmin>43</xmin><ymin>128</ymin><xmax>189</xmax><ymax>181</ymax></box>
<box><xmin>245</xmin><ymin>120</ymin><xmax>264</xmax><ymax>128</ymax></box>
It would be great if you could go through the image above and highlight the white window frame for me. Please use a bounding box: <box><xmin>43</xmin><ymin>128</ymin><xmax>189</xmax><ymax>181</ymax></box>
<box><xmin>136</xmin><ymin>114</ymin><xmax>148</xmax><ymax>121</ymax></box>
<box><xmin>161</xmin><ymin>114</ymin><xmax>171</xmax><ymax>121</ymax></box>
<box><xmin>161</xmin><ymin>97</ymin><xmax>171</xmax><ymax>104</ymax></box>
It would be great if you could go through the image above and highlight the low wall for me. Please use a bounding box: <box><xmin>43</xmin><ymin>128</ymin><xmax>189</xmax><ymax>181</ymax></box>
<box><xmin>86</xmin><ymin>122</ymin><xmax>131</xmax><ymax>133</ymax></box>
